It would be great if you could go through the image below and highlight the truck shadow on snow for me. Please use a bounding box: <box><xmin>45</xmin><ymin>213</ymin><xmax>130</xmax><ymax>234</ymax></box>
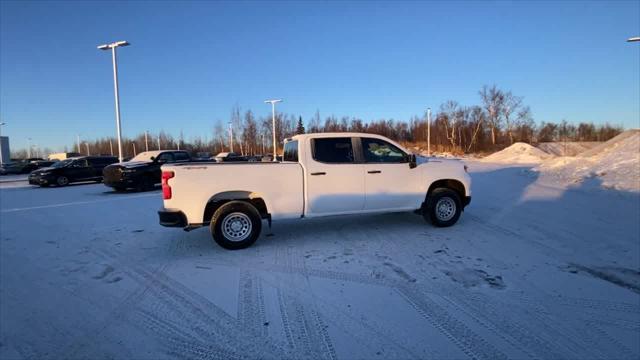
<box><xmin>470</xmin><ymin>165</ymin><xmax>640</xmax><ymax>294</ymax></box>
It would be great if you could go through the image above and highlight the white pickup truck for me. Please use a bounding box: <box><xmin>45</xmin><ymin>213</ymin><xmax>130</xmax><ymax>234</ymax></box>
<box><xmin>158</xmin><ymin>133</ymin><xmax>471</xmax><ymax>249</ymax></box>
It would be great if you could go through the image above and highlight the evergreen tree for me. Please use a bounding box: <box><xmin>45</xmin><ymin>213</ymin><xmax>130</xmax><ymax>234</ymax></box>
<box><xmin>296</xmin><ymin>116</ymin><xmax>305</xmax><ymax>134</ymax></box>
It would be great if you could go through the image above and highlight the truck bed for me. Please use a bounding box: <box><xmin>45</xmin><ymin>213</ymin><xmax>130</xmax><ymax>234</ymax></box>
<box><xmin>162</xmin><ymin>162</ymin><xmax>304</xmax><ymax>224</ymax></box>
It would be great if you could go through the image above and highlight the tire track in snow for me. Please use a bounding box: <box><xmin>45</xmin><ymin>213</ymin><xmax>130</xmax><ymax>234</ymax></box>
<box><xmin>96</xmin><ymin>249</ymin><xmax>295</xmax><ymax>360</ymax></box>
<box><xmin>273</xmin><ymin>234</ymin><xmax>337</xmax><ymax>360</ymax></box>
<box><xmin>396</xmin><ymin>286</ymin><xmax>507</xmax><ymax>360</ymax></box>
<box><xmin>53</xmin><ymin>252</ymin><xmax>175</xmax><ymax>360</ymax></box>
<box><xmin>586</xmin><ymin>322</ymin><xmax>639</xmax><ymax>360</ymax></box>
<box><xmin>415</xmin><ymin>244</ymin><xmax>590</xmax><ymax>359</ymax></box>
<box><xmin>263</xmin><ymin>259</ymin><xmax>507</xmax><ymax>360</ymax></box>
<box><xmin>237</xmin><ymin>271</ymin><xmax>268</xmax><ymax>338</ymax></box>
<box><xmin>389</xmin><ymin>224</ymin><xmax>622</xmax><ymax>360</ymax></box>
<box><xmin>259</xmin><ymin>271</ymin><xmax>428</xmax><ymax>359</ymax></box>
<box><xmin>135</xmin><ymin>308</ymin><xmax>238</xmax><ymax>360</ymax></box>
<box><xmin>276</xmin><ymin>289</ymin><xmax>337</xmax><ymax>360</ymax></box>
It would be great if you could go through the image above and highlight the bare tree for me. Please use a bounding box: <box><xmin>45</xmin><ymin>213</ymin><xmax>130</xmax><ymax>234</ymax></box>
<box><xmin>466</xmin><ymin>106</ymin><xmax>485</xmax><ymax>152</ymax></box>
<box><xmin>213</xmin><ymin>120</ymin><xmax>226</xmax><ymax>153</ymax></box>
<box><xmin>479</xmin><ymin>85</ymin><xmax>504</xmax><ymax>145</ymax></box>
<box><xmin>308</xmin><ymin>110</ymin><xmax>322</xmax><ymax>133</ymax></box>
<box><xmin>440</xmin><ymin>100</ymin><xmax>460</xmax><ymax>148</ymax></box>
<box><xmin>502</xmin><ymin>91</ymin><xmax>523</xmax><ymax>144</ymax></box>
<box><xmin>242</xmin><ymin>110</ymin><xmax>258</xmax><ymax>155</ymax></box>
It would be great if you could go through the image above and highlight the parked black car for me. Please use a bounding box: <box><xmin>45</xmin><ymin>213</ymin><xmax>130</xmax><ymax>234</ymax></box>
<box><xmin>103</xmin><ymin>150</ymin><xmax>192</xmax><ymax>191</ymax></box>
<box><xmin>0</xmin><ymin>159</ymin><xmax>52</xmax><ymax>175</ymax></box>
<box><xmin>28</xmin><ymin>156</ymin><xmax>118</xmax><ymax>187</ymax></box>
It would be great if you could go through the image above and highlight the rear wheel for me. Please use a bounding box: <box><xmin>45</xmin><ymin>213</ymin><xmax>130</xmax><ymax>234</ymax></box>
<box><xmin>210</xmin><ymin>201</ymin><xmax>262</xmax><ymax>250</ymax></box>
<box><xmin>56</xmin><ymin>176</ymin><xmax>69</xmax><ymax>187</ymax></box>
<box><xmin>424</xmin><ymin>188</ymin><xmax>462</xmax><ymax>227</ymax></box>
<box><xmin>136</xmin><ymin>176</ymin><xmax>155</xmax><ymax>192</ymax></box>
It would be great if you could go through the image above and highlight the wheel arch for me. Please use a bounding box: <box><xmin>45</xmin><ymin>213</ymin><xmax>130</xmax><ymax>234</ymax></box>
<box><xmin>424</xmin><ymin>179</ymin><xmax>466</xmax><ymax>207</ymax></box>
<box><xmin>203</xmin><ymin>191</ymin><xmax>269</xmax><ymax>224</ymax></box>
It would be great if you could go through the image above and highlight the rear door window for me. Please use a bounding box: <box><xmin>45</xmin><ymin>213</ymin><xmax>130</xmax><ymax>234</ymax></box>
<box><xmin>174</xmin><ymin>152</ymin><xmax>190</xmax><ymax>162</ymax></box>
<box><xmin>283</xmin><ymin>141</ymin><xmax>298</xmax><ymax>162</ymax></box>
<box><xmin>156</xmin><ymin>152</ymin><xmax>175</xmax><ymax>163</ymax></box>
<box><xmin>72</xmin><ymin>159</ymin><xmax>89</xmax><ymax>168</ymax></box>
<box><xmin>312</xmin><ymin>138</ymin><xmax>354</xmax><ymax>163</ymax></box>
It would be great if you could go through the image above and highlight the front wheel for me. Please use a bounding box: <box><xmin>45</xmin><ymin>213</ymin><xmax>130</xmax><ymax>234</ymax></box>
<box><xmin>210</xmin><ymin>201</ymin><xmax>262</xmax><ymax>250</ymax></box>
<box><xmin>424</xmin><ymin>188</ymin><xmax>462</xmax><ymax>227</ymax></box>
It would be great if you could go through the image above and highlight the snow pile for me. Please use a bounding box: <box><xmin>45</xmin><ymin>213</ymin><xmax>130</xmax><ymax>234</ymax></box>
<box><xmin>537</xmin><ymin>142</ymin><xmax>600</xmax><ymax>156</ymax></box>
<box><xmin>534</xmin><ymin>130</ymin><xmax>640</xmax><ymax>191</ymax></box>
<box><xmin>482</xmin><ymin>142</ymin><xmax>552</xmax><ymax>164</ymax></box>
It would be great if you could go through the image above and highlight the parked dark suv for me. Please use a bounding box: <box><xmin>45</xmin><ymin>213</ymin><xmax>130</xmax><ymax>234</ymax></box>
<box><xmin>103</xmin><ymin>150</ymin><xmax>192</xmax><ymax>191</ymax></box>
<box><xmin>28</xmin><ymin>156</ymin><xmax>118</xmax><ymax>187</ymax></box>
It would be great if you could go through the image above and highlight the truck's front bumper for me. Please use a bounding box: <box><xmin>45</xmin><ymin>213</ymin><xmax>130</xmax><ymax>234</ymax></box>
<box><xmin>158</xmin><ymin>208</ymin><xmax>188</xmax><ymax>228</ymax></box>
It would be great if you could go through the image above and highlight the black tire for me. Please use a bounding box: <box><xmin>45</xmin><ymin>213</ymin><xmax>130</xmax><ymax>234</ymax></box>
<box><xmin>210</xmin><ymin>201</ymin><xmax>262</xmax><ymax>250</ymax></box>
<box><xmin>424</xmin><ymin>188</ymin><xmax>462</xmax><ymax>227</ymax></box>
<box><xmin>136</xmin><ymin>176</ymin><xmax>155</xmax><ymax>192</ymax></box>
<box><xmin>56</xmin><ymin>176</ymin><xmax>69</xmax><ymax>187</ymax></box>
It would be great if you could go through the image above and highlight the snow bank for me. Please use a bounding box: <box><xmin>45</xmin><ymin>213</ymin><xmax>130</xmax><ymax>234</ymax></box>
<box><xmin>537</xmin><ymin>142</ymin><xmax>600</xmax><ymax>156</ymax></box>
<box><xmin>534</xmin><ymin>130</ymin><xmax>640</xmax><ymax>192</ymax></box>
<box><xmin>481</xmin><ymin>142</ymin><xmax>552</xmax><ymax>164</ymax></box>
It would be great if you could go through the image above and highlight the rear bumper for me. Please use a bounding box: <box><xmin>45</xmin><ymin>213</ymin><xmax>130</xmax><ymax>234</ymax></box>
<box><xmin>158</xmin><ymin>208</ymin><xmax>188</xmax><ymax>228</ymax></box>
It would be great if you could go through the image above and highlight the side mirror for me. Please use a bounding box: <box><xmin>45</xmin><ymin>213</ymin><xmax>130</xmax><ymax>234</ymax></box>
<box><xmin>409</xmin><ymin>154</ymin><xmax>417</xmax><ymax>169</ymax></box>
<box><xmin>150</xmin><ymin>156</ymin><xmax>156</xmax><ymax>161</ymax></box>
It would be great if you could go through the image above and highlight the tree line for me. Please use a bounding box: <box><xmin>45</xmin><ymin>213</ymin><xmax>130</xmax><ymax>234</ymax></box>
<box><xmin>11</xmin><ymin>85</ymin><xmax>625</xmax><ymax>159</ymax></box>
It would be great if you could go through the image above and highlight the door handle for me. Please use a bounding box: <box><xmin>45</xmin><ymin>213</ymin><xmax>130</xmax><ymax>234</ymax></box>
<box><xmin>310</xmin><ymin>172</ymin><xmax>326</xmax><ymax>176</ymax></box>
<box><xmin>367</xmin><ymin>170</ymin><xmax>382</xmax><ymax>174</ymax></box>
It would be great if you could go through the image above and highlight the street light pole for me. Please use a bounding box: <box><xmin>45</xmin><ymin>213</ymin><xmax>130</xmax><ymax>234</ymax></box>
<box><xmin>427</xmin><ymin>108</ymin><xmax>431</xmax><ymax>156</ymax></box>
<box><xmin>157</xmin><ymin>135</ymin><xmax>161</xmax><ymax>150</ymax></box>
<box><xmin>0</xmin><ymin>122</ymin><xmax>5</xmax><ymax>165</ymax></box>
<box><xmin>77</xmin><ymin>134</ymin><xmax>81</xmax><ymax>154</ymax></box>
<box><xmin>109</xmin><ymin>139</ymin><xmax>114</xmax><ymax>155</ymax></box>
<box><xmin>27</xmin><ymin>137</ymin><xmax>32</xmax><ymax>158</ymax></box>
<box><xmin>98</xmin><ymin>40</ymin><xmax>130</xmax><ymax>163</ymax></box>
<box><xmin>144</xmin><ymin>131</ymin><xmax>149</xmax><ymax>152</ymax></box>
<box><xmin>264</xmin><ymin>99</ymin><xmax>282</xmax><ymax>161</ymax></box>
<box><xmin>85</xmin><ymin>142</ymin><xmax>90</xmax><ymax>156</ymax></box>
<box><xmin>228</xmin><ymin>121</ymin><xmax>234</xmax><ymax>153</ymax></box>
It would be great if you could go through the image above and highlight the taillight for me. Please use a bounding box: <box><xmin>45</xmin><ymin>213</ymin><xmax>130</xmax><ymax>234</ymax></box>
<box><xmin>161</xmin><ymin>171</ymin><xmax>175</xmax><ymax>199</ymax></box>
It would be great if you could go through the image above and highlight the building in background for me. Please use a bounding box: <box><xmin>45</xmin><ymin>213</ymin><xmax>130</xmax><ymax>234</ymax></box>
<box><xmin>0</xmin><ymin>136</ymin><xmax>10</xmax><ymax>164</ymax></box>
<box><xmin>48</xmin><ymin>152</ymin><xmax>81</xmax><ymax>161</ymax></box>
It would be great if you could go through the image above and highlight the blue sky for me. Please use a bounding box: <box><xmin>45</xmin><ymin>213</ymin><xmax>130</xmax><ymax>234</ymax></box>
<box><xmin>1</xmin><ymin>0</ymin><xmax>639</xmax><ymax>151</ymax></box>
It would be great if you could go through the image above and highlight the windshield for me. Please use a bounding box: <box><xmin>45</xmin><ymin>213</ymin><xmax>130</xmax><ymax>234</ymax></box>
<box><xmin>50</xmin><ymin>159</ymin><xmax>74</xmax><ymax>168</ymax></box>
<box><xmin>130</xmin><ymin>152</ymin><xmax>158</xmax><ymax>162</ymax></box>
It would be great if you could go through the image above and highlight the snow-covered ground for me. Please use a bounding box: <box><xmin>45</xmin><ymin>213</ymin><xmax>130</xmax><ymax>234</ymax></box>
<box><xmin>1</xmin><ymin>163</ymin><xmax>639</xmax><ymax>359</ymax></box>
